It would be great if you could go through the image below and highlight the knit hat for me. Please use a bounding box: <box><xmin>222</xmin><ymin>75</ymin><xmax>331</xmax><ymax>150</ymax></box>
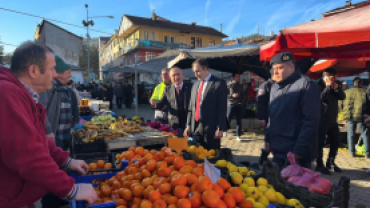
<box><xmin>55</xmin><ymin>55</ymin><xmax>71</xmax><ymax>73</ymax></box>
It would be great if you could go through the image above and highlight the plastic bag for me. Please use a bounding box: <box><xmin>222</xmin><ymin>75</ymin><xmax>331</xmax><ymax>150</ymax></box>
<box><xmin>281</xmin><ymin>152</ymin><xmax>304</xmax><ymax>179</ymax></box>
<box><xmin>294</xmin><ymin>172</ymin><xmax>319</xmax><ymax>188</ymax></box>
<box><xmin>309</xmin><ymin>178</ymin><xmax>332</xmax><ymax>195</ymax></box>
<box><xmin>287</xmin><ymin>176</ymin><xmax>302</xmax><ymax>184</ymax></box>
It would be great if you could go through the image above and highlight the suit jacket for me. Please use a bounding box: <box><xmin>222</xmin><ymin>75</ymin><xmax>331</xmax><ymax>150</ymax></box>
<box><xmin>187</xmin><ymin>75</ymin><xmax>228</xmax><ymax>139</ymax></box>
<box><xmin>156</xmin><ymin>83</ymin><xmax>192</xmax><ymax>129</ymax></box>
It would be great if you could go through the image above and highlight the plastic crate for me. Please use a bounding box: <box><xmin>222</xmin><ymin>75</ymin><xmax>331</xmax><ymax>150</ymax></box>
<box><xmin>70</xmin><ymin>160</ymin><xmax>129</xmax><ymax>208</ymax></box>
<box><xmin>73</xmin><ymin>138</ymin><xmax>106</xmax><ymax>155</ymax></box>
<box><xmin>256</xmin><ymin>162</ymin><xmax>350</xmax><ymax>208</ymax></box>
<box><xmin>74</xmin><ymin>152</ymin><xmax>120</xmax><ymax>173</ymax></box>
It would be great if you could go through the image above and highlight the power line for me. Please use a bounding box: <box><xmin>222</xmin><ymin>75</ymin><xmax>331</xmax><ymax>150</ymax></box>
<box><xmin>0</xmin><ymin>41</ymin><xmax>18</xmax><ymax>47</ymax></box>
<box><xmin>0</xmin><ymin>7</ymin><xmax>114</xmax><ymax>35</ymax></box>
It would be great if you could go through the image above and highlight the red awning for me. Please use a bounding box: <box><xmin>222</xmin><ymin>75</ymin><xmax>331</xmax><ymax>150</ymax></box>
<box><xmin>306</xmin><ymin>59</ymin><xmax>368</xmax><ymax>79</ymax></box>
<box><xmin>260</xmin><ymin>4</ymin><xmax>370</xmax><ymax>61</ymax></box>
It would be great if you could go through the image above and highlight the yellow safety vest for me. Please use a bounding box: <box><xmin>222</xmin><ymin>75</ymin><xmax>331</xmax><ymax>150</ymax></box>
<box><xmin>151</xmin><ymin>82</ymin><xmax>168</xmax><ymax>101</ymax></box>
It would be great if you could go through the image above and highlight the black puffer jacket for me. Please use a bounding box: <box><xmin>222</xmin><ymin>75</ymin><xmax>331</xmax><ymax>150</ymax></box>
<box><xmin>318</xmin><ymin>79</ymin><xmax>346</xmax><ymax>124</ymax></box>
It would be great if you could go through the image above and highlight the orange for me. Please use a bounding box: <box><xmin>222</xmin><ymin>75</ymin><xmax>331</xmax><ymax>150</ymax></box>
<box><xmin>131</xmin><ymin>182</ymin><xmax>141</xmax><ymax>190</ymax></box>
<box><xmin>122</xmin><ymin>180</ymin><xmax>132</xmax><ymax>189</ymax></box>
<box><xmin>202</xmin><ymin>190</ymin><xmax>220</xmax><ymax>208</ymax></box>
<box><xmin>112</xmin><ymin>180</ymin><xmax>122</xmax><ymax>190</ymax></box>
<box><xmin>121</xmin><ymin>189</ymin><xmax>133</xmax><ymax>201</ymax></box>
<box><xmin>186</xmin><ymin>160</ymin><xmax>197</xmax><ymax>168</ymax></box>
<box><xmin>142</xmin><ymin>177</ymin><xmax>154</xmax><ymax>188</ymax></box>
<box><xmin>132</xmin><ymin>185</ymin><xmax>145</xmax><ymax>197</ymax></box>
<box><xmin>197</xmin><ymin>177</ymin><xmax>212</xmax><ymax>193</ymax></box>
<box><xmin>168</xmin><ymin>205</ymin><xmax>177</xmax><ymax>208</ymax></box>
<box><xmin>168</xmin><ymin>165</ymin><xmax>176</xmax><ymax>172</ymax></box>
<box><xmin>89</xmin><ymin>163</ymin><xmax>97</xmax><ymax>170</ymax></box>
<box><xmin>132</xmin><ymin>197</ymin><xmax>142</xmax><ymax>205</ymax></box>
<box><xmin>127</xmin><ymin>167</ymin><xmax>138</xmax><ymax>175</ymax></box>
<box><xmin>173</xmin><ymin>157</ymin><xmax>186</xmax><ymax>170</ymax></box>
<box><xmin>153</xmin><ymin>177</ymin><xmax>168</xmax><ymax>189</ymax></box>
<box><xmin>156</xmin><ymin>161</ymin><xmax>168</xmax><ymax>170</ymax></box>
<box><xmin>171</xmin><ymin>174</ymin><xmax>187</xmax><ymax>188</ymax></box>
<box><xmin>164</xmin><ymin>155</ymin><xmax>176</xmax><ymax>165</ymax></box>
<box><xmin>184</xmin><ymin>173</ymin><xmax>198</xmax><ymax>186</ymax></box>
<box><xmin>179</xmin><ymin>165</ymin><xmax>193</xmax><ymax>174</ymax></box>
<box><xmin>117</xmin><ymin>206</ymin><xmax>127</xmax><ymax>208</ymax></box>
<box><xmin>162</xmin><ymin>193</ymin><xmax>171</xmax><ymax>202</ymax></box>
<box><xmin>212</xmin><ymin>184</ymin><xmax>224</xmax><ymax>198</ymax></box>
<box><xmin>146</xmin><ymin>159</ymin><xmax>157</xmax><ymax>172</ymax></box>
<box><xmin>129</xmin><ymin>147</ymin><xmax>136</xmax><ymax>152</ymax></box>
<box><xmin>153</xmin><ymin>199</ymin><xmax>167</xmax><ymax>208</ymax></box>
<box><xmin>134</xmin><ymin>172</ymin><xmax>143</xmax><ymax>181</ymax></box>
<box><xmin>227</xmin><ymin>187</ymin><xmax>244</xmax><ymax>203</ymax></box>
<box><xmin>238</xmin><ymin>199</ymin><xmax>253</xmax><ymax>208</ymax></box>
<box><xmin>177</xmin><ymin>198</ymin><xmax>192</xmax><ymax>208</ymax></box>
<box><xmin>143</xmin><ymin>186</ymin><xmax>155</xmax><ymax>199</ymax></box>
<box><xmin>169</xmin><ymin>171</ymin><xmax>180</xmax><ymax>180</ymax></box>
<box><xmin>151</xmin><ymin>174</ymin><xmax>159</xmax><ymax>181</ymax></box>
<box><xmin>148</xmin><ymin>190</ymin><xmax>162</xmax><ymax>202</ymax></box>
<box><xmin>154</xmin><ymin>152</ymin><xmax>165</xmax><ymax>161</ymax></box>
<box><xmin>217</xmin><ymin>178</ymin><xmax>231</xmax><ymax>192</ymax></box>
<box><xmin>217</xmin><ymin>200</ymin><xmax>227</xmax><ymax>208</ymax></box>
<box><xmin>174</xmin><ymin>185</ymin><xmax>190</xmax><ymax>198</ymax></box>
<box><xmin>142</xmin><ymin>169</ymin><xmax>152</xmax><ymax>178</ymax></box>
<box><xmin>166</xmin><ymin>196</ymin><xmax>179</xmax><ymax>205</ymax></box>
<box><xmin>143</xmin><ymin>149</ymin><xmax>150</xmax><ymax>156</ymax></box>
<box><xmin>151</xmin><ymin>150</ymin><xmax>158</xmax><ymax>155</ymax></box>
<box><xmin>131</xmin><ymin>204</ymin><xmax>140</xmax><ymax>208</ymax></box>
<box><xmin>126</xmin><ymin>151</ymin><xmax>135</xmax><ymax>161</ymax></box>
<box><xmin>101</xmin><ymin>187</ymin><xmax>112</xmax><ymax>197</ymax></box>
<box><xmin>143</xmin><ymin>154</ymin><xmax>154</xmax><ymax>163</ymax></box>
<box><xmin>191</xmin><ymin>183</ymin><xmax>199</xmax><ymax>192</ymax></box>
<box><xmin>192</xmin><ymin>167</ymin><xmax>204</xmax><ymax>177</ymax></box>
<box><xmin>104</xmin><ymin>163</ymin><xmax>113</xmax><ymax>169</ymax></box>
<box><xmin>116</xmin><ymin>199</ymin><xmax>128</xmax><ymax>206</ymax></box>
<box><xmin>97</xmin><ymin>160</ymin><xmax>105</xmax><ymax>169</ymax></box>
<box><xmin>158</xmin><ymin>183</ymin><xmax>171</xmax><ymax>194</ymax></box>
<box><xmin>158</xmin><ymin>167</ymin><xmax>172</xmax><ymax>177</ymax></box>
<box><xmin>135</xmin><ymin>147</ymin><xmax>145</xmax><ymax>156</ymax></box>
<box><xmin>188</xmin><ymin>191</ymin><xmax>202</xmax><ymax>208</ymax></box>
<box><xmin>222</xmin><ymin>193</ymin><xmax>236</xmax><ymax>208</ymax></box>
<box><xmin>140</xmin><ymin>200</ymin><xmax>152</xmax><ymax>208</ymax></box>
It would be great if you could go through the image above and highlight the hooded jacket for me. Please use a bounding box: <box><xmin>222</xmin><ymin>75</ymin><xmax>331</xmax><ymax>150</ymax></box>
<box><xmin>0</xmin><ymin>67</ymin><xmax>74</xmax><ymax>208</ymax></box>
<box><xmin>318</xmin><ymin>79</ymin><xmax>346</xmax><ymax>124</ymax></box>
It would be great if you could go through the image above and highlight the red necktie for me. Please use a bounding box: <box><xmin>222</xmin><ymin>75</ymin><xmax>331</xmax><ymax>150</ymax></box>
<box><xmin>195</xmin><ymin>80</ymin><xmax>204</xmax><ymax>121</ymax></box>
<box><xmin>176</xmin><ymin>85</ymin><xmax>180</xmax><ymax>94</ymax></box>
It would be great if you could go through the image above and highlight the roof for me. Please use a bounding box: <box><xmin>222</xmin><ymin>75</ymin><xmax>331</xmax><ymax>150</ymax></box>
<box><xmin>123</xmin><ymin>14</ymin><xmax>227</xmax><ymax>38</ymax></box>
<box><xmin>323</xmin><ymin>0</ymin><xmax>370</xmax><ymax>17</ymax></box>
<box><xmin>36</xmin><ymin>20</ymin><xmax>83</xmax><ymax>40</ymax></box>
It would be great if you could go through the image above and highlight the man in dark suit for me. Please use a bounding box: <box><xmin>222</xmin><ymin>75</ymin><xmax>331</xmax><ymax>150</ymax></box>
<box><xmin>184</xmin><ymin>59</ymin><xmax>228</xmax><ymax>149</ymax></box>
<box><xmin>151</xmin><ymin>68</ymin><xmax>192</xmax><ymax>130</ymax></box>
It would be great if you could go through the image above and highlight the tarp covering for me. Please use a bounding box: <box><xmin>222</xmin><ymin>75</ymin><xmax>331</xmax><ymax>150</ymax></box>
<box><xmin>260</xmin><ymin>4</ymin><xmax>370</xmax><ymax>61</ymax></box>
<box><xmin>306</xmin><ymin>59</ymin><xmax>368</xmax><ymax>79</ymax></box>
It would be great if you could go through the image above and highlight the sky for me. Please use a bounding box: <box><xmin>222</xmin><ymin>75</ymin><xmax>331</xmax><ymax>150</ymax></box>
<box><xmin>0</xmin><ymin>0</ymin><xmax>363</xmax><ymax>53</ymax></box>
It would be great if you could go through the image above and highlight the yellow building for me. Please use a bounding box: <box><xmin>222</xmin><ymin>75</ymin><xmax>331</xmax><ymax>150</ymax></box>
<box><xmin>112</xmin><ymin>11</ymin><xmax>227</xmax><ymax>66</ymax></box>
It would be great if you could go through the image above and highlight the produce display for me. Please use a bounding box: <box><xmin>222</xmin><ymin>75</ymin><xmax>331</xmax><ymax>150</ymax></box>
<box><xmin>187</xmin><ymin>145</ymin><xmax>217</xmax><ymax>159</ymax></box>
<box><xmin>73</xmin><ymin>122</ymin><xmax>128</xmax><ymax>143</ymax></box>
<box><xmin>214</xmin><ymin>160</ymin><xmax>256</xmax><ymax>183</ymax></box>
<box><xmin>92</xmin><ymin>115</ymin><xmax>117</xmax><ymax>124</ymax></box>
<box><xmin>112</xmin><ymin>116</ymin><xmax>146</xmax><ymax>133</ymax></box>
<box><xmin>143</xmin><ymin>121</ymin><xmax>179</xmax><ymax>134</ymax></box>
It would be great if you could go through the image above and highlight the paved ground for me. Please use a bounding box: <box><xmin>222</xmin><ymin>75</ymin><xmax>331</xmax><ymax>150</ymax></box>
<box><xmin>35</xmin><ymin>104</ymin><xmax>370</xmax><ymax>207</ymax></box>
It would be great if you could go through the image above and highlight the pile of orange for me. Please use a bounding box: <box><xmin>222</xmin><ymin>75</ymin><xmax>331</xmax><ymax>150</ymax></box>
<box><xmin>89</xmin><ymin>160</ymin><xmax>113</xmax><ymax>170</ymax></box>
<box><xmin>94</xmin><ymin>146</ymin><xmax>253</xmax><ymax>208</ymax></box>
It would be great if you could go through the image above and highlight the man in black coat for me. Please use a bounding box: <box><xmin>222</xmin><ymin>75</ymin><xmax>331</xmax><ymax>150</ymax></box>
<box><xmin>184</xmin><ymin>59</ymin><xmax>228</xmax><ymax>149</ymax></box>
<box><xmin>227</xmin><ymin>73</ymin><xmax>243</xmax><ymax>141</ymax></box>
<box><xmin>123</xmin><ymin>81</ymin><xmax>133</xmax><ymax>109</ymax></box>
<box><xmin>115</xmin><ymin>83</ymin><xmax>124</xmax><ymax>109</ymax></box>
<box><xmin>151</xmin><ymin>68</ymin><xmax>192</xmax><ymax>130</ymax></box>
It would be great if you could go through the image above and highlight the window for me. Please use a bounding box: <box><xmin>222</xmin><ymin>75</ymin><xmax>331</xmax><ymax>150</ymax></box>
<box><xmin>151</xmin><ymin>32</ymin><xmax>155</xmax><ymax>41</ymax></box>
<box><xmin>146</xmin><ymin>52</ymin><xmax>155</xmax><ymax>61</ymax></box>
<box><xmin>144</xmin><ymin>31</ymin><xmax>148</xmax><ymax>40</ymax></box>
<box><xmin>164</xmin><ymin>36</ymin><xmax>174</xmax><ymax>44</ymax></box>
<box><xmin>180</xmin><ymin>43</ymin><xmax>188</xmax><ymax>49</ymax></box>
<box><xmin>209</xmin><ymin>40</ymin><xmax>215</xmax><ymax>46</ymax></box>
<box><xmin>195</xmin><ymin>37</ymin><xmax>202</xmax><ymax>47</ymax></box>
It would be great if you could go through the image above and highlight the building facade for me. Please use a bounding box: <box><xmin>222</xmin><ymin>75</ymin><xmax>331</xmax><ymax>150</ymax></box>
<box><xmin>34</xmin><ymin>20</ymin><xmax>83</xmax><ymax>66</ymax></box>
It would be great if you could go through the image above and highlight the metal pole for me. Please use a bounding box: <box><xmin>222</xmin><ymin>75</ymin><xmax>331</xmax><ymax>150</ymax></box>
<box><xmin>87</xmin><ymin>7</ymin><xmax>91</xmax><ymax>81</ymax></box>
<box><xmin>135</xmin><ymin>54</ymin><xmax>138</xmax><ymax>116</ymax></box>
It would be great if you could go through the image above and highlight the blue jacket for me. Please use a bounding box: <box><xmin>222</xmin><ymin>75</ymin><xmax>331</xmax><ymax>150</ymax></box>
<box><xmin>266</xmin><ymin>70</ymin><xmax>321</xmax><ymax>161</ymax></box>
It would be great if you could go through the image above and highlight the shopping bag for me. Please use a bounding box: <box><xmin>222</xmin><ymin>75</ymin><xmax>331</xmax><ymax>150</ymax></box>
<box><xmin>281</xmin><ymin>152</ymin><xmax>304</xmax><ymax>179</ymax></box>
<box><xmin>309</xmin><ymin>178</ymin><xmax>332</xmax><ymax>195</ymax></box>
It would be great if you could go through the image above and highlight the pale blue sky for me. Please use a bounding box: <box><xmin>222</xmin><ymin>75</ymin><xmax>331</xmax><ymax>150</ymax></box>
<box><xmin>0</xmin><ymin>0</ymin><xmax>362</xmax><ymax>53</ymax></box>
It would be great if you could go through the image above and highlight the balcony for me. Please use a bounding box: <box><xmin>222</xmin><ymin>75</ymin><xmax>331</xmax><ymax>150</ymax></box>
<box><xmin>121</xmin><ymin>40</ymin><xmax>180</xmax><ymax>55</ymax></box>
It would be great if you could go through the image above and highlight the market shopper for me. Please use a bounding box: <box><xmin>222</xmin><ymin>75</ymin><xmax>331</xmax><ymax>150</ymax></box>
<box><xmin>151</xmin><ymin>68</ymin><xmax>171</xmax><ymax>123</ymax></box>
<box><xmin>265</xmin><ymin>52</ymin><xmax>321</xmax><ymax>169</ymax></box>
<box><xmin>123</xmin><ymin>81</ymin><xmax>134</xmax><ymax>109</ymax></box>
<box><xmin>115</xmin><ymin>82</ymin><xmax>124</xmax><ymax>109</ymax></box>
<box><xmin>343</xmin><ymin>77</ymin><xmax>369</xmax><ymax>158</ymax></box>
<box><xmin>227</xmin><ymin>73</ymin><xmax>243</xmax><ymax>141</ymax></box>
<box><xmin>256</xmin><ymin>73</ymin><xmax>275</xmax><ymax>165</ymax></box>
<box><xmin>0</xmin><ymin>42</ymin><xmax>97</xmax><ymax>208</ymax></box>
<box><xmin>151</xmin><ymin>68</ymin><xmax>192</xmax><ymax>130</ymax></box>
<box><xmin>184</xmin><ymin>59</ymin><xmax>228</xmax><ymax>149</ymax></box>
<box><xmin>317</xmin><ymin>68</ymin><xmax>345</xmax><ymax>173</ymax></box>
<box><xmin>67</xmin><ymin>80</ymin><xmax>80</xmax><ymax>126</ymax></box>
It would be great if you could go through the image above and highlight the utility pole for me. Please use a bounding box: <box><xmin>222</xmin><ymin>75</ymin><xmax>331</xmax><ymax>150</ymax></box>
<box><xmin>134</xmin><ymin>54</ymin><xmax>139</xmax><ymax>116</ymax></box>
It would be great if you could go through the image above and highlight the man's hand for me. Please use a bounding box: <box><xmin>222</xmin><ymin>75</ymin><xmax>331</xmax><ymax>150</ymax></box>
<box><xmin>259</xmin><ymin>120</ymin><xmax>266</xmax><ymax>127</ymax></box>
<box><xmin>162</xmin><ymin>105</ymin><xmax>167</xmax><ymax>110</ymax></box>
<box><xmin>331</xmin><ymin>82</ymin><xmax>339</xmax><ymax>90</ymax></box>
<box><xmin>75</xmin><ymin>184</ymin><xmax>98</xmax><ymax>205</ymax></box>
<box><xmin>69</xmin><ymin>160</ymin><xmax>89</xmax><ymax>175</ymax></box>
<box><xmin>232</xmin><ymin>93</ymin><xmax>239</xmax><ymax>98</ymax></box>
<box><xmin>184</xmin><ymin>126</ymin><xmax>191</xmax><ymax>137</ymax></box>
<box><xmin>47</xmin><ymin>133</ymin><xmax>55</xmax><ymax>142</ymax></box>
<box><xmin>365</xmin><ymin>115</ymin><xmax>370</xmax><ymax>128</ymax></box>
<box><xmin>215</xmin><ymin>130</ymin><xmax>223</xmax><ymax>139</ymax></box>
<box><xmin>150</xmin><ymin>99</ymin><xmax>156</xmax><ymax>108</ymax></box>
<box><xmin>264</xmin><ymin>142</ymin><xmax>271</xmax><ymax>152</ymax></box>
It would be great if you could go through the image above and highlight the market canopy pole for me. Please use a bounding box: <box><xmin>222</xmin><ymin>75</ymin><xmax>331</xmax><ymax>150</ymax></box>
<box><xmin>135</xmin><ymin>54</ymin><xmax>138</xmax><ymax>116</ymax></box>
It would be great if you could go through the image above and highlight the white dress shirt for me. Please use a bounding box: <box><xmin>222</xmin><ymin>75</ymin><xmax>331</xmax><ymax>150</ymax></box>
<box><xmin>175</xmin><ymin>82</ymin><xmax>184</xmax><ymax>91</ymax></box>
<box><xmin>197</xmin><ymin>73</ymin><xmax>212</xmax><ymax>119</ymax></box>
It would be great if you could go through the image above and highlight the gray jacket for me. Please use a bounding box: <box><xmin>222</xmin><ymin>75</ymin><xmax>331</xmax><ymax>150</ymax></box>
<box><xmin>266</xmin><ymin>70</ymin><xmax>321</xmax><ymax>162</ymax></box>
<box><xmin>39</xmin><ymin>80</ymin><xmax>64</xmax><ymax>135</ymax></box>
